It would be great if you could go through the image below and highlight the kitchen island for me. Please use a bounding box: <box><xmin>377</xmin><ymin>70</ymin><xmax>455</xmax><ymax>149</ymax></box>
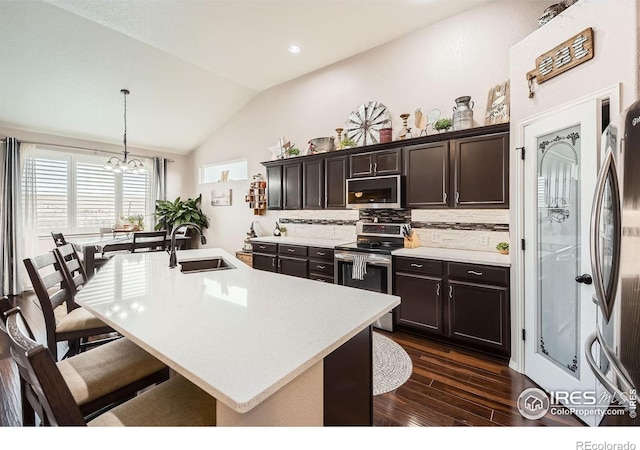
<box><xmin>74</xmin><ymin>248</ymin><xmax>400</xmax><ymax>426</ymax></box>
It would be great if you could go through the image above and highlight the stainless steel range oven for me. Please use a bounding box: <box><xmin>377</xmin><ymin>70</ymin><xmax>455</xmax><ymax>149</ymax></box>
<box><xmin>334</xmin><ymin>222</ymin><xmax>408</xmax><ymax>332</ymax></box>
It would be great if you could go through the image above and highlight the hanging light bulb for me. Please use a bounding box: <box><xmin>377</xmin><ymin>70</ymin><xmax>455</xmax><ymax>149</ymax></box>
<box><xmin>104</xmin><ymin>89</ymin><xmax>145</xmax><ymax>173</ymax></box>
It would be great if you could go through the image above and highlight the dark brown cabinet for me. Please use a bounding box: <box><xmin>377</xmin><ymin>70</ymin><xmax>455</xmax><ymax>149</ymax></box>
<box><xmin>404</xmin><ymin>142</ymin><xmax>450</xmax><ymax>208</ymax></box>
<box><xmin>283</xmin><ymin>163</ymin><xmax>302</xmax><ymax>210</ymax></box>
<box><xmin>278</xmin><ymin>243</ymin><xmax>308</xmax><ymax>278</ymax></box>
<box><xmin>446</xmin><ymin>262</ymin><xmax>510</xmax><ymax>356</ymax></box>
<box><xmin>349</xmin><ymin>148</ymin><xmax>402</xmax><ymax>178</ymax></box>
<box><xmin>394</xmin><ymin>257</ymin><xmax>444</xmax><ymax>335</ymax></box>
<box><xmin>324</xmin><ymin>155</ymin><xmax>349</xmax><ymax>209</ymax></box>
<box><xmin>452</xmin><ymin>132</ymin><xmax>509</xmax><ymax>208</ymax></box>
<box><xmin>308</xmin><ymin>247</ymin><xmax>334</xmax><ymax>283</ymax></box>
<box><xmin>394</xmin><ymin>256</ymin><xmax>510</xmax><ymax>358</ymax></box>
<box><xmin>303</xmin><ymin>159</ymin><xmax>324</xmax><ymax>209</ymax></box>
<box><xmin>266</xmin><ymin>165</ymin><xmax>282</xmax><ymax>210</ymax></box>
<box><xmin>252</xmin><ymin>252</ymin><xmax>277</xmax><ymax>272</ymax></box>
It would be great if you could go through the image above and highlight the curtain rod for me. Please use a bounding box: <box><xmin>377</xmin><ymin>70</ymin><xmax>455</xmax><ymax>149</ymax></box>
<box><xmin>0</xmin><ymin>136</ymin><xmax>174</xmax><ymax>163</ymax></box>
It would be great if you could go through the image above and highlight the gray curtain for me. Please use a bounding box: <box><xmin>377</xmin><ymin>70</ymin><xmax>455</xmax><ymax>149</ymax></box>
<box><xmin>151</xmin><ymin>157</ymin><xmax>168</xmax><ymax>228</ymax></box>
<box><xmin>0</xmin><ymin>138</ymin><xmax>23</xmax><ymax>296</ymax></box>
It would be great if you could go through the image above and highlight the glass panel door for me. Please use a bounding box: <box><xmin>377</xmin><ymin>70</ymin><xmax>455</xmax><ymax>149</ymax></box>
<box><xmin>537</xmin><ymin>124</ymin><xmax>581</xmax><ymax>377</ymax></box>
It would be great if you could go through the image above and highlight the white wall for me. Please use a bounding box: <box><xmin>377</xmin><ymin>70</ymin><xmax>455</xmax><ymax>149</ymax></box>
<box><xmin>508</xmin><ymin>0</ymin><xmax>640</xmax><ymax>370</ymax></box>
<box><xmin>191</xmin><ymin>0</ymin><xmax>555</xmax><ymax>253</ymax></box>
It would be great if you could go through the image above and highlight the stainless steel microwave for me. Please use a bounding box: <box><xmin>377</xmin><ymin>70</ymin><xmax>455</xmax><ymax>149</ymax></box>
<box><xmin>346</xmin><ymin>175</ymin><xmax>403</xmax><ymax>209</ymax></box>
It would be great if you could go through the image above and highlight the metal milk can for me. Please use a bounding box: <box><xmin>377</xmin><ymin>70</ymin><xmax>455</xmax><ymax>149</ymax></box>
<box><xmin>452</xmin><ymin>96</ymin><xmax>474</xmax><ymax>130</ymax></box>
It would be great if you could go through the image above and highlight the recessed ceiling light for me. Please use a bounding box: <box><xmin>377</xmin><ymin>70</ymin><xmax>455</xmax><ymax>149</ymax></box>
<box><xmin>288</xmin><ymin>45</ymin><xmax>301</xmax><ymax>54</ymax></box>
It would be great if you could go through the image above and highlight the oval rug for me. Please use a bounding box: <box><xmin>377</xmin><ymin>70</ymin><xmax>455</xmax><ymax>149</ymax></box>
<box><xmin>372</xmin><ymin>332</ymin><xmax>413</xmax><ymax>395</ymax></box>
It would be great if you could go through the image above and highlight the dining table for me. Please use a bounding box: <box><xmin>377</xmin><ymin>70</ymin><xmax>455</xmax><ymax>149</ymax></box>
<box><xmin>74</xmin><ymin>248</ymin><xmax>400</xmax><ymax>426</ymax></box>
<box><xmin>68</xmin><ymin>233</ymin><xmax>190</xmax><ymax>276</ymax></box>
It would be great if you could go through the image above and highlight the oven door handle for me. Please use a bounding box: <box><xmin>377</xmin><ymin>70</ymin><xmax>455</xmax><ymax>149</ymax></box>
<box><xmin>334</xmin><ymin>253</ymin><xmax>391</xmax><ymax>266</ymax></box>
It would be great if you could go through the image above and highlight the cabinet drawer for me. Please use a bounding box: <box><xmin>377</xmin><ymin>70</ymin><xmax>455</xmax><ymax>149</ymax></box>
<box><xmin>308</xmin><ymin>260</ymin><xmax>334</xmax><ymax>275</ymax></box>
<box><xmin>447</xmin><ymin>262</ymin><xmax>508</xmax><ymax>286</ymax></box>
<box><xmin>309</xmin><ymin>273</ymin><xmax>335</xmax><ymax>283</ymax></box>
<box><xmin>308</xmin><ymin>247</ymin><xmax>334</xmax><ymax>261</ymax></box>
<box><xmin>252</xmin><ymin>242</ymin><xmax>278</xmax><ymax>254</ymax></box>
<box><xmin>278</xmin><ymin>244</ymin><xmax>308</xmax><ymax>257</ymax></box>
<box><xmin>394</xmin><ymin>257</ymin><xmax>443</xmax><ymax>276</ymax></box>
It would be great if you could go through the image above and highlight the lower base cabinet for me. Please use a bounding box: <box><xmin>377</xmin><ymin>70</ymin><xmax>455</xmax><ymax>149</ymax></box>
<box><xmin>395</xmin><ymin>272</ymin><xmax>443</xmax><ymax>335</ymax></box>
<box><xmin>252</xmin><ymin>252</ymin><xmax>277</xmax><ymax>272</ymax></box>
<box><xmin>447</xmin><ymin>280</ymin><xmax>510</xmax><ymax>356</ymax></box>
<box><xmin>394</xmin><ymin>256</ymin><xmax>510</xmax><ymax>358</ymax></box>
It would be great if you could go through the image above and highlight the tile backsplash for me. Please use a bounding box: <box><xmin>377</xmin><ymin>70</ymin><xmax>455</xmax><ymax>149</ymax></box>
<box><xmin>276</xmin><ymin>208</ymin><xmax>509</xmax><ymax>251</ymax></box>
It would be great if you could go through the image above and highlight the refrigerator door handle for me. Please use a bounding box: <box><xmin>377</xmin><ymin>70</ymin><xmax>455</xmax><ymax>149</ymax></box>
<box><xmin>589</xmin><ymin>147</ymin><xmax>622</xmax><ymax>321</ymax></box>
<box><xmin>585</xmin><ymin>330</ymin><xmax>637</xmax><ymax>414</ymax></box>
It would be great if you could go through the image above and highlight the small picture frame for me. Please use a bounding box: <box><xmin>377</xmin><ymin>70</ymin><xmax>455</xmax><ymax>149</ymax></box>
<box><xmin>211</xmin><ymin>189</ymin><xmax>232</xmax><ymax>206</ymax></box>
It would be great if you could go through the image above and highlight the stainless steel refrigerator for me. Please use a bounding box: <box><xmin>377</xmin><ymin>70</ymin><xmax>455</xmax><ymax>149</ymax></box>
<box><xmin>586</xmin><ymin>100</ymin><xmax>640</xmax><ymax>426</ymax></box>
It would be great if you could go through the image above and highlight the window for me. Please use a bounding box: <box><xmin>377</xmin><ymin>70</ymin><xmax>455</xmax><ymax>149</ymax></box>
<box><xmin>22</xmin><ymin>148</ymin><xmax>151</xmax><ymax>236</ymax></box>
<box><xmin>200</xmin><ymin>158</ymin><xmax>248</xmax><ymax>183</ymax></box>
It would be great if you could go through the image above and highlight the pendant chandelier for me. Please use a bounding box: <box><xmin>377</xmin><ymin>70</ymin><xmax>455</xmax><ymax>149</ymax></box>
<box><xmin>104</xmin><ymin>89</ymin><xmax>144</xmax><ymax>173</ymax></box>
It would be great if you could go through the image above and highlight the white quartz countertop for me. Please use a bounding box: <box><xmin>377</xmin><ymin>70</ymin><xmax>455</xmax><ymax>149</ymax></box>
<box><xmin>75</xmin><ymin>248</ymin><xmax>399</xmax><ymax>413</ymax></box>
<box><xmin>392</xmin><ymin>247</ymin><xmax>511</xmax><ymax>267</ymax></box>
<box><xmin>251</xmin><ymin>236</ymin><xmax>352</xmax><ymax>249</ymax></box>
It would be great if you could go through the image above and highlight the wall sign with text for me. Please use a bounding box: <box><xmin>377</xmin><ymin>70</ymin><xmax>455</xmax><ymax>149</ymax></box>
<box><xmin>526</xmin><ymin>28</ymin><xmax>594</xmax><ymax>98</ymax></box>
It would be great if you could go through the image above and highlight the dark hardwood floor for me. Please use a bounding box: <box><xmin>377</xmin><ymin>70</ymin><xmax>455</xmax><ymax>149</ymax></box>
<box><xmin>1</xmin><ymin>323</ymin><xmax>583</xmax><ymax>427</ymax></box>
<box><xmin>373</xmin><ymin>329</ymin><xmax>584</xmax><ymax>427</ymax></box>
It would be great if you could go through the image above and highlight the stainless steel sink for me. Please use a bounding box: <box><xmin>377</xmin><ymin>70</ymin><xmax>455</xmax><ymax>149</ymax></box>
<box><xmin>179</xmin><ymin>257</ymin><xmax>235</xmax><ymax>273</ymax></box>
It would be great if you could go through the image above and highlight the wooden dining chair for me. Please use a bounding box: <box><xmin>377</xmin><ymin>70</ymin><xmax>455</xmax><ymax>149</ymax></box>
<box><xmin>1</xmin><ymin>305</ymin><xmax>169</xmax><ymax>425</ymax></box>
<box><xmin>23</xmin><ymin>250</ymin><xmax>115</xmax><ymax>360</ymax></box>
<box><xmin>51</xmin><ymin>231</ymin><xmax>112</xmax><ymax>274</ymax></box>
<box><xmin>3</xmin><ymin>307</ymin><xmax>216</xmax><ymax>427</ymax></box>
<box><xmin>130</xmin><ymin>230</ymin><xmax>168</xmax><ymax>253</ymax></box>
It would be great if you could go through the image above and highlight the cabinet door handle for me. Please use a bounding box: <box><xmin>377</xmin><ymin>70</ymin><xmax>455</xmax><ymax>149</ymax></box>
<box><xmin>317</xmin><ymin>265</ymin><xmax>326</xmax><ymax>270</ymax></box>
<box><xmin>272</xmin><ymin>258</ymin><xmax>276</xmax><ymax>267</ymax></box>
<box><xmin>456</xmin><ymin>192</ymin><xmax>460</xmax><ymax>204</ymax></box>
<box><xmin>374</xmin><ymin>163</ymin><xmax>378</xmax><ymax>173</ymax></box>
<box><xmin>436</xmin><ymin>284</ymin><xmax>440</xmax><ymax>296</ymax></box>
<box><xmin>278</xmin><ymin>259</ymin><xmax>281</xmax><ymax>269</ymax></box>
<box><xmin>287</xmin><ymin>248</ymin><xmax>295</xmax><ymax>253</ymax></box>
<box><xmin>316</xmin><ymin>251</ymin><xmax>325</xmax><ymax>256</ymax></box>
<box><xmin>259</xmin><ymin>245</ymin><xmax>266</xmax><ymax>249</ymax></box>
<box><xmin>369</xmin><ymin>163</ymin><xmax>373</xmax><ymax>173</ymax></box>
<box><xmin>449</xmin><ymin>286</ymin><xmax>453</xmax><ymax>298</ymax></box>
<box><xmin>443</xmin><ymin>192</ymin><xmax>447</xmax><ymax>203</ymax></box>
<box><xmin>410</xmin><ymin>263</ymin><xmax>423</xmax><ymax>268</ymax></box>
<box><xmin>467</xmin><ymin>270</ymin><xmax>483</xmax><ymax>276</ymax></box>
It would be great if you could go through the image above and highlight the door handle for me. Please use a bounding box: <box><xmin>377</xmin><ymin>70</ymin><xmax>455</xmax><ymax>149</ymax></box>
<box><xmin>456</xmin><ymin>192</ymin><xmax>460</xmax><ymax>204</ymax></box>
<box><xmin>467</xmin><ymin>270</ymin><xmax>483</xmax><ymax>276</ymax></box>
<box><xmin>278</xmin><ymin>259</ymin><xmax>281</xmax><ymax>269</ymax></box>
<box><xmin>317</xmin><ymin>265</ymin><xmax>325</xmax><ymax>270</ymax></box>
<box><xmin>317</xmin><ymin>252</ymin><xmax>325</xmax><ymax>256</ymax></box>
<box><xmin>449</xmin><ymin>285</ymin><xmax>453</xmax><ymax>298</ymax></box>
<box><xmin>369</xmin><ymin>163</ymin><xmax>372</xmax><ymax>173</ymax></box>
<box><xmin>287</xmin><ymin>248</ymin><xmax>295</xmax><ymax>253</ymax></box>
<box><xmin>575</xmin><ymin>274</ymin><xmax>593</xmax><ymax>285</ymax></box>
<box><xmin>259</xmin><ymin>245</ymin><xmax>266</xmax><ymax>249</ymax></box>
<box><xmin>272</xmin><ymin>258</ymin><xmax>275</xmax><ymax>267</ymax></box>
<box><xmin>374</xmin><ymin>163</ymin><xmax>378</xmax><ymax>173</ymax></box>
<box><xmin>443</xmin><ymin>192</ymin><xmax>447</xmax><ymax>203</ymax></box>
<box><xmin>410</xmin><ymin>263</ymin><xmax>423</xmax><ymax>268</ymax></box>
<box><xmin>436</xmin><ymin>284</ymin><xmax>440</xmax><ymax>296</ymax></box>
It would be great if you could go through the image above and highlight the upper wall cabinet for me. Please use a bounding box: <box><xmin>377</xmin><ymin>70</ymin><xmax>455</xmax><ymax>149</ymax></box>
<box><xmin>266</xmin><ymin>165</ymin><xmax>283</xmax><ymax>210</ymax></box>
<box><xmin>262</xmin><ymin>123</ymin><xmax>509</xmax><ymax>211</ymax></box>
<box><xmin>404</xmin><ymin>142</ymin><xmax>450</xmax><ymax>208</ymax></box>
<box><xmin>324</xmin><ymin>155</ymin><xmax>349</xmax><ymax>209</ymax></box>
<box><xmin>303</xmin><ymin>159</ymin><xmax>324</xmax><ymax>210</ymax></box>
<box><xmin>349</xmin><ymin>148</ymin><xmax>402</xmax><ymax>178</ymax></box>
<box><xmin>283</xmin><ymin>162</ymin><xmax>303</xmax><ymax>210</ymax></box>
<box><xmin>452</xmin><ymin>132</ymin><xmax>509</xmax><ymax>209</ymax></box>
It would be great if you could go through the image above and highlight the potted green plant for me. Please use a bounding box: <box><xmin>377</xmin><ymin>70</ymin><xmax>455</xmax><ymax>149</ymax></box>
<box><xmin>279</xmin><ymin>226</ymin><xmax>287</xmax><ymax>237</ymax></box>
<box><xmin>126</xmin><ymin>214</ymin><xmax>145</xmax><ymax>231</ymax></box>
<box><xmin>285</xmin><ymin>147</ymin><xmax>300</xmax><ymax>157</ymax></box>
<box><xmin>154</xmin><ymin>194</ymin><xmax>210</xmax><ymax>232</ymax></box>
<box><xmin>496</xmin><ymin>242</ymin><xmax>509</xmax><ymax>255</ymax></box>
<box><xmin>340</xmin><ymin>137</ymin><xmax>357</xmax><ymax>149</ymax></box>
<box><xmin>433</xmin><ymin>118</ymin><xmax>452</xmax><ymax>132</ymax></box>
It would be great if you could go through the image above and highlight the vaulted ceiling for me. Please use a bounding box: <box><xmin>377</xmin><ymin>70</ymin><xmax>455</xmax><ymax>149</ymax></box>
<box><xmin>0</xmin><ymin>0</ymin><xmax>493</xmax><ymax>154</ymax></box>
